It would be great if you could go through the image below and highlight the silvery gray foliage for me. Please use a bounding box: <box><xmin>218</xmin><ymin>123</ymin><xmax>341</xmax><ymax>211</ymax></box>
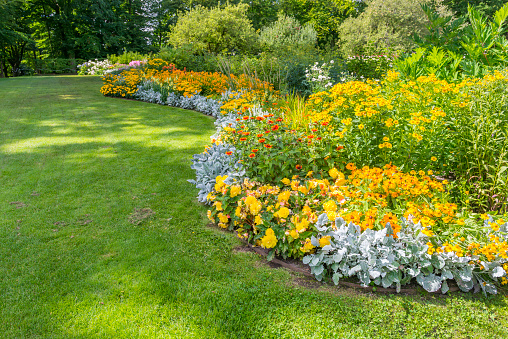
<box><xmin>166</xmin><ymin>92</ymin><xmax>182</xmax><ymax>107</ymax></box>
<box><xmin>135</xmin><ymin>87</ymin><xmax>164</xmax><ymax>104</ymax></box>
<box><xmin>190</xmin><ymin>95</ymin><xmax>222</xmax><ymax>117</ymax></box>
<box><xmin>188</xmin><ymin>143</ymin><xmax>245</xmax><ymax>203</ymax></box>
<box><xmin>164</xmin><ymin>92</ymin><xmax>221</xmax><ymax>117</ymax></box>
<box><xmin>303</xmin><ymin>213</ymin><xmax>507</xmax><ymax>294</ymax></box>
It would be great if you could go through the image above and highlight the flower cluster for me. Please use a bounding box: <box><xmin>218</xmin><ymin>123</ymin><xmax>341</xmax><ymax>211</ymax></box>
<box><xmin>78</xmin><ymin>59</ymin><xmax>112</xmax><ymax>75</ymax></box>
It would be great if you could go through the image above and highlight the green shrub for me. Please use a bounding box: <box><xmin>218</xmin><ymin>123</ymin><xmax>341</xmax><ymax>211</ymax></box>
<box><xmin>338</xmin><ymin>0</ymin><xmax>453</xmax><ymax>56</ymax></box>
<box><xmin>25</xmin><ymin>58</ymin><xmax>87</xmax><ymax>74</ymax></box>
<box><xmin>168</xmin><ymin>3</ymin><xmax>258</xmax><ymax>54</ymax></box>
<box><xmin>108</xmin><ymin>50</ymin><xmax>150</xmax><ymax>64</ymax></box>
<box><xmin>155</xmin><ymin>45</ymin><xmax>218</xmax><ymax>72</ymax></box>
<box><xmin>344</xmin><ymin>54</ymin><xmax>395</xmax><ymax>79</ymax></box>
<box><xmin>259</xmin><ymin>14</ymin><xmax>317</xmax><ymax>52</ymax></box>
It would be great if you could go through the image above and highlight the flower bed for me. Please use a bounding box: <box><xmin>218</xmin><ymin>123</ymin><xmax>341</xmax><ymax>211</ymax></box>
<box><xmin>100</xmin><ymin>61</ymin><xmax>508</xmax><ymax>294</ymax></box>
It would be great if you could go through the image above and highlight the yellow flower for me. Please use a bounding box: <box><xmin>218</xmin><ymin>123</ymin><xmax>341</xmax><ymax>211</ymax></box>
<box><xmin>281</xmin><ymin>178</ymin><xmax>291</xmax><ymax>185</ymax></box>
<box><xmin>218</xmin><ymin>212</ymin><xmax>229</xmax><ymax>224</ymax></box>
<box><xmin>300</xmin><ymin>238</ymin><xmax>316</xmax><ymax>253</ymax></box>
<box><xmin>323</xmin><ymin>200</ymin><xmax>338</xmax><ymax>212</ymax></box>
<box><xmin>329</xmin><ymin>168</ymin><xmax>339</xmax><ymax>179</ymax></box>
<box><xmin>261</xmin><ymin>228</ymin><xmax>278</xmax><ymax>248</ymax></box>
<box><xmin>319</xmin><ymin>236</ymin><xmax>332</xmax><ymax>247</ymax></box>
<box><xmin>431</xmin><ymin>156</ymin><xmax>437</xmax><ymax>162</ymax></box>
<box><xmin>358</xmin><ymin>124</ymin><xmax>364</xmax><ymax>130</ymax></box>
<box><xmin>214</xmin><ymin>201</ymin><xmax>223</xmax><ymax>211</ymax></box>
<box><xmin>278</xmin><ymin>191</ymin><xmax>291</xmax><ymax>203</ymax></box>
<box><xmin>255</xmin><ymin>215</ymin><xmax>263</xmax><ymax>225</ymax></box>
<box><xmin>288</xmin><ymin>229</ymin><xmax>299</xmax><ymax>239</ymax></box>
<box><xmin>276</xmin><ymin>206</ymin><xmax>290</xmax><ymax>219</ymax></box>
<box><xmin>230</xmin><ymin>185</ymin><xmax>242</xmax><ymax>198</ymax></box>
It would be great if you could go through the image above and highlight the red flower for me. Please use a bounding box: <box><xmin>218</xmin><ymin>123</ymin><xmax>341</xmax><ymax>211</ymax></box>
<box><xmin>249</xmin><ymin>153</ymin><xmax>256</xmax><ymax>158</ymax></box>
<box><xmin>257</xmin><ymin>133</ymin><xmax>264</xmax><ymax>138</ymax></box>
<box><xmin>240</xmin><ymin>137</ymin><xmax>247</xmax><ymax>141</ymax></box>
<box><xmin>311</xmin><ymin>129</ymin><xmax>317</xmax><ymax>132</ymax></box>
<box><xmin>321</xmin><ymin>122</ymin><xmax>329</xmax><ymax>126</ymax></box>
<box><xmin>235</xmin><ymin>118</ymin><xmax>240</xmax><ymax>121</ymax></box>
<box><xmin>268</xmin><ymin>120</ymin><xmax>274</xmax><ymax>124</ymax></box>
<box><xmin>256</xmin><ymin>117</ymin><xmax>265</xmax><ymax>121</ymax></box>
<box><xmin>276</xmin><ymin>118</ymin><xmax>283</xmax><ymax>122</ymax></box>
<box><xmin>264</xmin><ymin>144</ymin><xmax>273</xmax><ymax>149</ymax></box>
<box><xmin>243</xmin><ymin>116</ymin><xmax>249</xmax><ymax>120</ymax></box>
<box><xmin>272</xmin><ymin>125</ymin><xmax>280</xmax><ymax>131</ymax></box>
<box><xmin>307</xmin><ymin>135</ymin><xmax>315</xmax><ymax>139</ymax></box>
<box><xmin>243</xmin><ymin>132</ymin><xmax>250</xmax><ymax>136</ymax></box>
<box><xmin>252</xmin><ymin>149</ymin><xmax>259</xmax><ymax>153</ymax></box>
<box><xmin>336</xmin><ymin>146</ymin><xmax>344</xmax><ymax>150</ymax></box>
<box><xmin>265</xmin><ymin>130</ymin><xmax>270</xmax><ymax>134</ymax></box>
<box><xmin>296</xmin><ymin>164</ymin><xmax>302</xmax><ymax>170</ymax></box>
<box><xmin>226</xmin><ymin>151</ymin><xmax>233</xmax><ymax>155</ymax></box>
<box><xmin>317</xmin><ymin>137</ymin><xmax>322</xmax><ymax>141</ymax></box>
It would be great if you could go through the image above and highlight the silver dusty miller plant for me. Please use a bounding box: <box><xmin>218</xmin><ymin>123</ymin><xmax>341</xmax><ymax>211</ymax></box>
<box><xmin>304</xmin><ymin>213</ymin><xmax>507</xmax><ymax>294</ymax></box>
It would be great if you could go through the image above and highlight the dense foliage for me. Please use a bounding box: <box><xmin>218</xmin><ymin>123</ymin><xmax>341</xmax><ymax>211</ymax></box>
<box><xmin>395</xmin><ymin>2</ymin><xmax>508</xmax><ymax>81</ymax></box>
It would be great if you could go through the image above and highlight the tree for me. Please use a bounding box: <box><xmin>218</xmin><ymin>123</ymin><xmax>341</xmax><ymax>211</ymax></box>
<box><xmin>338</xmin><ymin>0</ymin><xmax>453</xmax><ymax>56</ymax></box>
<box><xmin>0</xmin><ymin>0</ymin><xmax>35</xmax><ymax>77</ymax></box>
<box><xmin>259</xmin><ymin>14</ymin><xmax>317</xmax><ymax>52</ymax></box>
<box><xmin>280</xmin><ymin>0</ymin><xmax>358</xmax><ymax>47</ymax></box>
<box><xmin>168</xmin><ymin>3</ymin><xmax>258</xmax><ymax>54</ymax></box>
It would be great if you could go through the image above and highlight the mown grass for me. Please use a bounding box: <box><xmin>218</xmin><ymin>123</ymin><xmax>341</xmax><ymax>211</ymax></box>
<box><xmin>0</xmin><ymin>75</ymin><xmax>507</xmax><ymax>339</ymax></box>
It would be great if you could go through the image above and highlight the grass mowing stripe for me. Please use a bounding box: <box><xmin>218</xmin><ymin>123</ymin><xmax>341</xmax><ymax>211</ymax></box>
<box><xmin>0</xmin><ymin>76</ymin><xmax>507</xmax><ymax>339</ymax></box>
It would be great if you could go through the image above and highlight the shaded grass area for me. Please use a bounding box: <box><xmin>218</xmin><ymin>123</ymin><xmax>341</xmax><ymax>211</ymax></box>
<box><xmin>0</xmin><ymin>75</ymin><xmax>507</xmax><ymax>339</ymax></box>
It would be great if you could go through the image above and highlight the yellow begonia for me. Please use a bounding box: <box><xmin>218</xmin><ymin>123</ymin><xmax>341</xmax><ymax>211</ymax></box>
<box><xmin>319</xmin><ymin>236</ymin><xmax>331</xmax><ymax>247</ymax></box>
<box><xmin>260</xmin><ymin>228</ymin><xmax>277</xmax><ymax>248</ymax></box>
<box><xmin>230</xmin><ymin>185</ymin><xmax>242</xmax><ymax>198</ymax></box>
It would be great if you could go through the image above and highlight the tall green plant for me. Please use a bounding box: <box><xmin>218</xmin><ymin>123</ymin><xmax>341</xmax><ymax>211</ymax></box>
<box><xmin>395</xmin><ymin>2</ymin><xmax>508</xmax><ymax>81</ymax></box>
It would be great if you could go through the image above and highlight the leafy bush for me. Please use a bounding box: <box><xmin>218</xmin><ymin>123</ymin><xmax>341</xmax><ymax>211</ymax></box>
<box><xmin>338</xmin><ymin>0</ymin><xmax>453</xmax><ymax>56</ymax></box>
<box><xmin>168</xmin><ymin>3</ymin><xmax>258</xmax><ymax>54</ymax></box>
<box><xmin>344</xmin><ymin>54</ymin><xmax>395</xmax><ymax>79</ymax></box>
<box><xmin>26</xmin><ymin>58</ymin><xmax>86</xmax><ymax>74</ymax></box>
<box><xmin>395</xmin><ymin>3</ymin><xmax>508</xmax><ymax>81</ymax></box>
<box><xmin>108</xmin><ymin>50</ymin><xmax>150</xmax><ymax>65</ymax></box>
<box><xmin>155</xmin><ymin>46</ymin><xmax>218</xmax><ymax>72</ymax></box>
<box><xmin>259</xmin><ymin>14</ymin><xmax>317</xmax><ymax>52</ymax></box>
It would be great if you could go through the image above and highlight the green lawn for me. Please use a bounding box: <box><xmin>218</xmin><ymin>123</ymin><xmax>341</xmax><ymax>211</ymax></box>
<box><xmin>1</xmin><ymin>75</ymin><xmax>507</xmax><ymax>339</ymax></box>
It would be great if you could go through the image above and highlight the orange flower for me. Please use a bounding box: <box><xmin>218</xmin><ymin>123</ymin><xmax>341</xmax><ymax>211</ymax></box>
<box><xmin>296</xmin><ymin>164</ymin><xmax>302</xmax><ymax>170</ymax></box>
<box><xmin>258</xmin><ymin>138</ymin><xmax>266</xmax><ymax>143</ymax></box>
<box><xmin>252</xmin><ymin>149</ymin><xmax>259</xmax><ymax>153</ymax></box>
<box><xmin>249</xmin><ymin>153</ymin><xmax>256</xmax><ymax>158</ymax></box>
<box><xmin>264</xmin><ymin>144</ymin><xmax>273</xmax><ymax>149</ymax></box>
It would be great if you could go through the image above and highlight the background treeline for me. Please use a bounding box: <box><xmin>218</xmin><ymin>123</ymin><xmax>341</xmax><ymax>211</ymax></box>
<box><xmin>0</xmin><ymin>0</ymin><xmax>506</xmax><ymax>77</ymax></box>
